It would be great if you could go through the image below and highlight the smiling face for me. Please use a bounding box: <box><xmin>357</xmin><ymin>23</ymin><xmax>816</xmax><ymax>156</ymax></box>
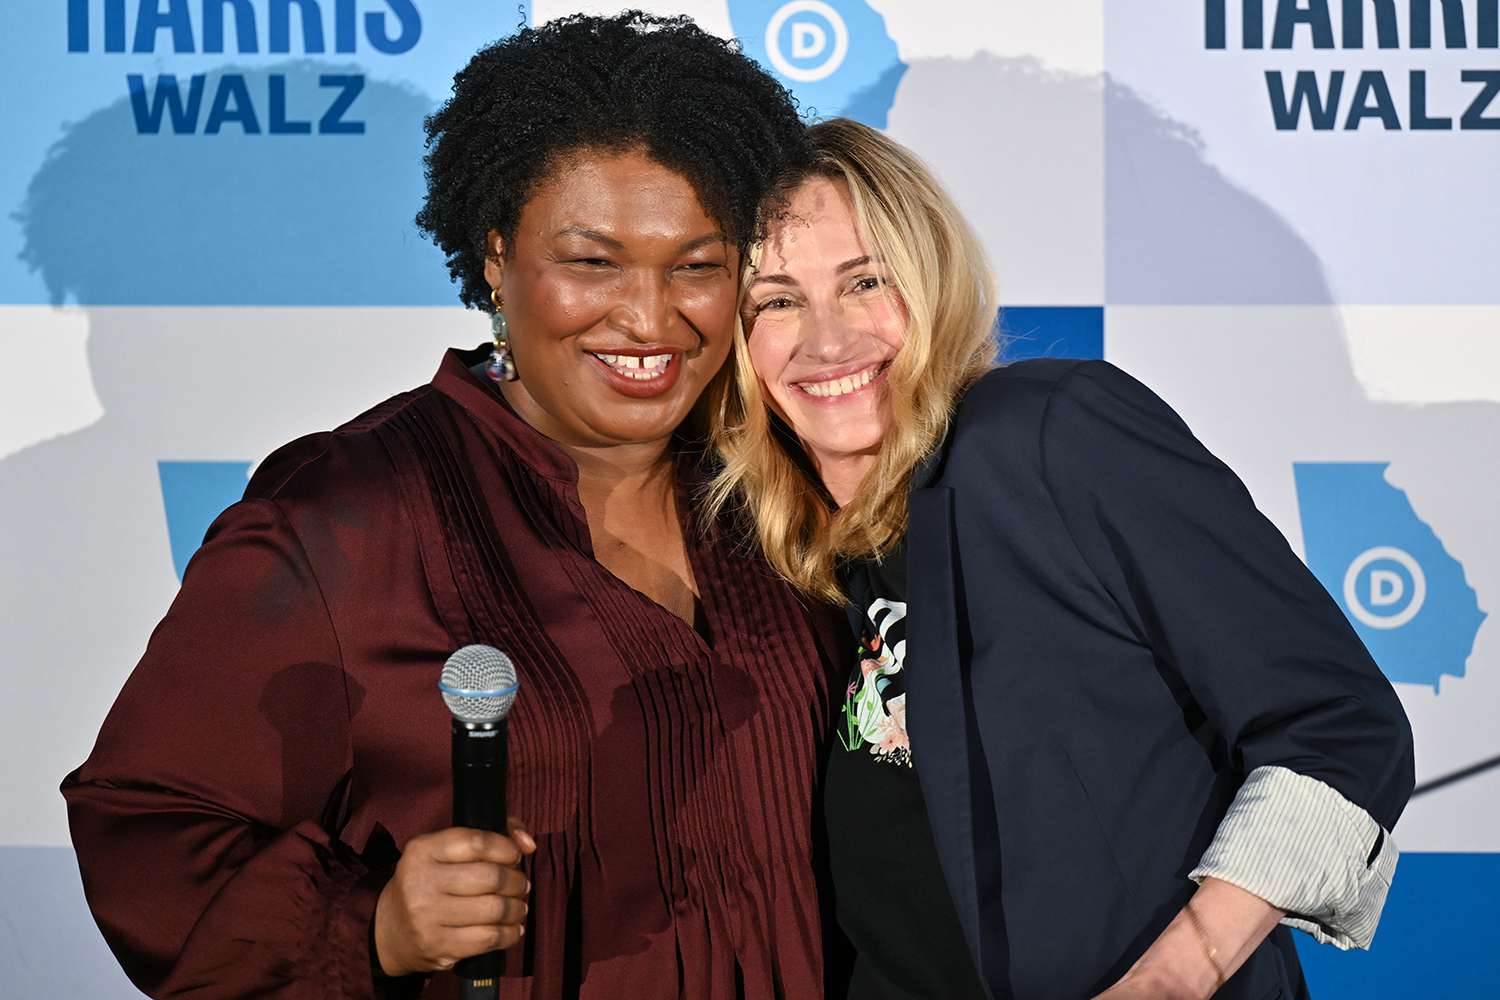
<box><xmin>484</xmin><ymin>148</ymin><xmax>738</xmax><ymax>451</ymax></box>
<box><xmin>743</xmin><ymin>176</ymin><xmax>906</xmax><ymax>481</ymax></box>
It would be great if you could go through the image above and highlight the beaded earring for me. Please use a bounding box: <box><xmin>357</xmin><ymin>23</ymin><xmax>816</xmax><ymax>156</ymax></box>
<box><xmin>486</xmin><ymin>286</ymin><xmax>518</xmax><ymax>383</ymax></box>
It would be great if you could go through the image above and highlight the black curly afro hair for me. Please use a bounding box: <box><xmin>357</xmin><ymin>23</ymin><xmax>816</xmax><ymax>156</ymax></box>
<box><xmin>415</xmin><ymin>10</ymin><xmax>809</xmax><ymax>311</ymax></box>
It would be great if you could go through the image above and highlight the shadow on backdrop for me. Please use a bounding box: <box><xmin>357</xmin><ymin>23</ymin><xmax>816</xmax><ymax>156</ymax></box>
<box><xmin>2</xmin><ymin>61</ymin><xmax>454</xmax><ymax>996</ymax></box>
<box><xmin>16</xmin><ymin>61</ymin><xmax>448</xmax><ymax>307</ymax></box>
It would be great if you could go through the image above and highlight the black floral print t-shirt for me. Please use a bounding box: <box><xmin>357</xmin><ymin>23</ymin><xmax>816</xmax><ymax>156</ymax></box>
<box><xmin>822</xmin><ymin>536</ymin><xmax>987</xmax><ymax>999</ymax></box>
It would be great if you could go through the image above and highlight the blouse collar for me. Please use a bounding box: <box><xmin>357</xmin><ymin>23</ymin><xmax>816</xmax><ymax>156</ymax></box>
<box><xmin>430</xmin><ymin>344</ymin><xmax>581</xmax><ymax>485</ymax></box>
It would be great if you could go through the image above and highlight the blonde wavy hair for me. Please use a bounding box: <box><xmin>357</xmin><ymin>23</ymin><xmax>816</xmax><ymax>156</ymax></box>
<box><xmin>705</xmin><ymin>118</ymin><xmax>997</xmax><ymax>603</ymax></box>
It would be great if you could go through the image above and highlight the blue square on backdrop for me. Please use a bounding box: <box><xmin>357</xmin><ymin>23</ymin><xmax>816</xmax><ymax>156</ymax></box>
<box><xmin>997</xmin><ymin>306</ymin><xmax>1104</xmax><ymax>362</ymax></box>
<box><xmin>1295</xmin><ymin>853</ymin><xmax>1500</xmax><ymax>998</ymax></box>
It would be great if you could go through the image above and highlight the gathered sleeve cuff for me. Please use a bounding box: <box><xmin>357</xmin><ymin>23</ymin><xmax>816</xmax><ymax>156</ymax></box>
<box><xmin>1189</xmin><ymin>765</ymin><xmax>1398</xmax><ymax>950</ymax></box>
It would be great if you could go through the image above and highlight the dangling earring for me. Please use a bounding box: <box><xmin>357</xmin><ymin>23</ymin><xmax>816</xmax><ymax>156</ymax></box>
<box><xmin>486</xmin><ymin>286</ymin><xmax>518</xmax><ymax>383</ymax></box>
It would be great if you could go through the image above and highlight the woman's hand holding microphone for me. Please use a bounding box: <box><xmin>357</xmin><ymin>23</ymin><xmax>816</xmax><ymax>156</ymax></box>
<box><xmin>373</xmin><ymin>820</ymin><xmax>537</xmax><ymax>977</ymax></box>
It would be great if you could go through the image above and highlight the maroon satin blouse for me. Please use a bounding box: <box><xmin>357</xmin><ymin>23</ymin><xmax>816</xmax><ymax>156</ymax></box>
<box><xmin>62</xmin><ymin>347</ymin><xmax>848</xmax><ymax>999</ymax></box>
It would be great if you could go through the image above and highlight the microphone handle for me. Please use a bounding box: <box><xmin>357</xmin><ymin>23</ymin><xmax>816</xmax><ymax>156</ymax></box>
<box><xmin>453</xmin><ymin>718</ymin><xmax>509</xmax><ymax>997</ymax></box>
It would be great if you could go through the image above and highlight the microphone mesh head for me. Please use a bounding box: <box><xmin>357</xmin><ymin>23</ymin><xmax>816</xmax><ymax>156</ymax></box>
<box><xmin>439</xmin><ymin>645</ymin><xmax>519</xmax><ymax>725</ymax></box>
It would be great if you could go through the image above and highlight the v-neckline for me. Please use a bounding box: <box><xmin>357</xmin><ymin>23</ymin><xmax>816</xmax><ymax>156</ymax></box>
<box><xmin>443</xmin><ymin>347</ymin><xmax>717</xmax><ymax>655</ymax></box>
<box><xmin>592</xmin><ymin>469</ymin><xmax>717</xmax><ymax>656</ymax></box>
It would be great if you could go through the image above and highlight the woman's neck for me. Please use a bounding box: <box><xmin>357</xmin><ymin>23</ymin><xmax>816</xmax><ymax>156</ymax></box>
<box><xmin>567</xmin><ymin>440</ymin><xmax>677</xmax><ymax>501</ymax></box>
<box><xmin>817</xmin><ymin>452</ymin><xmax>878</xmax><ymax>508</ymax></box>
<box><xmin>494</xmin><ymin>378</ymin><xmax>695</xmax><ymax>621</ymax></box>
<box><xmin>560</xmin><ymin>432</ymin><xmax>697</xmax><ymax>626</ymax></box>
<box><xmin>498</xmin><ymin>379</ymin><xmax>676</xmax><ymax>495</ymax></box>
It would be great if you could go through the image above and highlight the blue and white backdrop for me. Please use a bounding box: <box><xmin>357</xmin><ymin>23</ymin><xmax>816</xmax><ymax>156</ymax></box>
<box><xmin>2</xmin><ymin>2</ymin><xmax>1496</xmax><ymax>995</ymax></box>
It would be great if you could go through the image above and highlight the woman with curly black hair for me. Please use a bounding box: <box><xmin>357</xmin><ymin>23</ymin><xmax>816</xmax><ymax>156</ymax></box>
<box><xmin>63</xmin><ymin>13</ymin><xmax>844</xmax><ymax>999</ymax></box>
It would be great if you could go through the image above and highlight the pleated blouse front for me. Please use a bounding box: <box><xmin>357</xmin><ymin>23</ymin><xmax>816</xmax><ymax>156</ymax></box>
<box><xmin>63</xmin><ymin>346</ymin><xmax>848</xmax><ymax>999</ymax></box>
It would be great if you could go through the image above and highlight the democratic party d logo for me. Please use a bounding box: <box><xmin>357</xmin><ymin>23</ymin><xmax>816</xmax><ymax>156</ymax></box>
<box><xmin>764</xmin><ymin>1</ymin><xmax>850</xmax><ymax>82</ymax></box>
<box><xmin>1294</xmin><ymin>462</ymin><xmax>1486</xmax><ymax>690</ymax></box>
<box><xmin>1342</xmin><ymin>545</ymin><xmax>1426</xmax><ymax>630</ymax></box>
<box><xmin>729</xmin><ymin>0</ymin><xmax>907</xmax><ymax>128</ymax></box>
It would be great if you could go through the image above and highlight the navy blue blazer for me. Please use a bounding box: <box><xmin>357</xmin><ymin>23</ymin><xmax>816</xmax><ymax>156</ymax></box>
<box><xmin>903</xmin><ymin>360</ymin><xmax>1414</xmax><ymax>999</ymax></box>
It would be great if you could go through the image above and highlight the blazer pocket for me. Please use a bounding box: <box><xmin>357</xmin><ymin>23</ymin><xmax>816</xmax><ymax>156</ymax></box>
<box><xmin>996</xmin><ymin>743</ymin><xmax>1138</xmax><ymax>915</ymax></box>
<box><xmin>1058</xmin><ymin>745</ymin><xmax>1139</xmax><ymax>915</ymax></box>
<box><xmin>993</xmin><ymin>743</ymin><xmax>1151</xmax><ymax>995</ymax></box>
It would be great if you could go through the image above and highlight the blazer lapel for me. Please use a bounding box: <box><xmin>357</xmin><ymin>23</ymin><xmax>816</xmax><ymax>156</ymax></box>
<box><xmin>906</xmin><ymin>484</ymin><xmax>987</xmax><ymax>985</ymax></box>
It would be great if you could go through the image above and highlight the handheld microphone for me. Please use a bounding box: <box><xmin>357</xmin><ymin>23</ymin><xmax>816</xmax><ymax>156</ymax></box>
<box><xmin>439</xmin><ymin>645</ymin><xmax>520</xmax><ymax>1000</ymax></box>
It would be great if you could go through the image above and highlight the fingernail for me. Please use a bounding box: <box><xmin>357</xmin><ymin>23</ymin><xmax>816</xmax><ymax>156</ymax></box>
<box><xmin>526</xmin><ymin>880</ymin><xmax>532</xmax><ymax>894</ymax></box>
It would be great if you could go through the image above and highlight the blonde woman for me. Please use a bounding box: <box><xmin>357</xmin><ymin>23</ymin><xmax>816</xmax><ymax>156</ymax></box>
<box><xmin>709</xmin><ymin>119</ymin><xmax>1414</xmax><ymax>1000</ymax></box>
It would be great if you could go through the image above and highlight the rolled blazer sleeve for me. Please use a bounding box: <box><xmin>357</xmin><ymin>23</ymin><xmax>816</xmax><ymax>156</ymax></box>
<box><xmin>61</xmin><ymin>497</ymin><xmax>402</xmax><ymax>998</ymax></box>
<box><xmin>1037</xmin><ymin>361</ymin><xmax>1415</xmax><ymax>948</ymax></box>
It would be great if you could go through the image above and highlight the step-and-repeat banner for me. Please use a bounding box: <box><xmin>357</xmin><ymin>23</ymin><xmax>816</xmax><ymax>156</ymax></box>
<box><xmin>3</xmin><ymin>2</ymin><xmax>1495</xmax><ymax>995</ymax></box>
